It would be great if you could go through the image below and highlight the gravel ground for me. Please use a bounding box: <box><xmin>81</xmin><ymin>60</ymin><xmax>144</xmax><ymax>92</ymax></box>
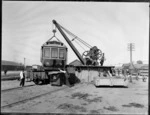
<box><xmin>1</xmin><ymin>78</ymin><xmax>148</xmax><ymax>114</ymax></box>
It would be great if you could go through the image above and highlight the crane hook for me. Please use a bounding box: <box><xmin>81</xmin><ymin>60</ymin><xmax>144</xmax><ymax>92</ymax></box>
<box><xmin>52</xmin><ymin>29</ymin><xmax>56</xmax><ymax>37</ymax></box>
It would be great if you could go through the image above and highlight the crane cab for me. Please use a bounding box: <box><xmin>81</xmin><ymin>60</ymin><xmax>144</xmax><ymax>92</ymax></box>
<box><xmin>41</xmin><ymin>40</ymin><xmax>67</xmax><ymax>70</ymax></box>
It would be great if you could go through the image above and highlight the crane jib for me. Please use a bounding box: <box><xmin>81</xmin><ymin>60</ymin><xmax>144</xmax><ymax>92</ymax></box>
<box><xmin>52</xmin><ymin>20</ymin><xmax>86</xmax><ymax>65</ymax></box>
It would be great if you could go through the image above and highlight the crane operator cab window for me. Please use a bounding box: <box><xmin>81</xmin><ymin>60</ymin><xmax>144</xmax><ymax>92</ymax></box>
<box><xmin>43</xmin><ymin>48</ymin><xmax>50</xmax><ymax>58</ymax></box>
<box><xmin>51</xmin><ymin>48</ymin><xmax>58</xmax><ymax>58</ymax></box>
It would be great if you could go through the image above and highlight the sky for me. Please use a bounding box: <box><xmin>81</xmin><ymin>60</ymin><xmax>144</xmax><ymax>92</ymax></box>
<box><xmin>2</xmin><ymin>1</ymin><xmax>149</xmax><ymax>66</ymax></box>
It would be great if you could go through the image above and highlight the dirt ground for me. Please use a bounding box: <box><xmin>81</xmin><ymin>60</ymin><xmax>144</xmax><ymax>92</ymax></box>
<box><xmin>1</xmin><ymin>79</ymin><xmax>34</xmax><ymax>90</ymax></box>
<box><xmin>1</xmin><ymin>78</ymin><xmax>148</xmax><ymax>114</ymax></box>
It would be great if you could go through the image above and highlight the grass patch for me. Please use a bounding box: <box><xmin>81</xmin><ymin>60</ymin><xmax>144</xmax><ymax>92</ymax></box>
<box><xmin>90</xmin><ymin>110</ymin><xmax>99</xmax><ymax>114</ymax></box>
<box><xmin>57</xmin><ymin>103</ymin><xmax>87</xmax><ymax>113</ymax></box>
<box><xmin>103</xmin><ymin>106</ymin><xmax>118</xmax><ymax>111</ymax></box>
<box><xmin>136</xmin><ymin>93</ymin><xmax>147</xmax><ymax>95</ymax></box>
<box><xmin>122</xmin><ymin>103</ymin><xmax>144</xmax><ymax>108</ymax></box>
<box><xmin>81</xmin><ymin>103</ymin><xmax>87</xmax><ymax>105</ymax></box>
<box><xmin>71</xmin><ymin>92</ymin><xmax>90</xmax><ymax>100</ymax></box>
<box><xmin>71</xmin><ymin>92</ymin><xmax>102</xmax><ymax>103</ymax></box>
<box><xmin>86</xmin><ymin>97</ymin><xmax>102</xmax><ymax>103</ymax></box>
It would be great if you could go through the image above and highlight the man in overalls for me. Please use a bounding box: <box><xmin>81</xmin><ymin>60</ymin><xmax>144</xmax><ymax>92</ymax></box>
<box><xmin>20</xmin><ymin>70</ymin><xmax>25</xmax><ymax>87</ymax></box>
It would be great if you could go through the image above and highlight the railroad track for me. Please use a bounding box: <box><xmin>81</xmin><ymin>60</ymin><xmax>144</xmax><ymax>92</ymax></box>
<box><xmin>1</xmin><ymin>84</ymin><xmax>36</xmax><ymax>93</ymax></box>
<box><xmin>1</xmin><ymin>86</ymin><xmax>68</xmax><ymax>109</ymax></box>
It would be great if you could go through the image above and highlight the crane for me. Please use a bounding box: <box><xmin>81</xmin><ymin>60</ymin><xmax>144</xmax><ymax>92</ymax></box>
<box><xmin>53</xmin><ymin>20</ymin><xmax>104</xmax><ymax>66</ymax></box>
<box><xmin>52</xmin><ymin>20</ymin><xmax>128</xmax><ymax>87</ymax></box>
<box><xmin>27</xmin><ymin>20</ymin><xmax>128</xmax><ymax>87</ymax></box>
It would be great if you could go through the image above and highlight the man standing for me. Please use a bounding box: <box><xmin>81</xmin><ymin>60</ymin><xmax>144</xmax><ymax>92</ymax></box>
<box><xmin>20</xmin><ymin>70</ymin><xmax>25</xmax><ymax>87</ymax></box>
<box><xmin>142</xmin><ymin>75</ymin><xmax>146</xmax><ymax>82</ymax></box>
<box><xmin>100</xmin><ymin>53</ymin><xmax>105</xmax><ymax>66</ymax></box>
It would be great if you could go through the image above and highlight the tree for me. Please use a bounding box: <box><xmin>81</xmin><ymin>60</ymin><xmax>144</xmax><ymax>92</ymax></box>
<box><xmin>137</xmin><ymin>60</ymin><xmax>143</xmax><ymax>64</ymax></box>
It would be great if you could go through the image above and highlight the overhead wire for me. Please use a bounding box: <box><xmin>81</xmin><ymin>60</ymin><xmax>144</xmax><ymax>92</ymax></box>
<box><xmin>73</xmin><ymin>39</ymin><xmax>86</xmax><ymax>51</ymax></box>
<box><xmin>62</xmin><ymin>26</ymin><xmax>92</xmax><ymax>48</ymax></box>
<box><xmin>75</xmin><ymin>37</ymin><xmax>92</xmax><ymax>48</ymax></box>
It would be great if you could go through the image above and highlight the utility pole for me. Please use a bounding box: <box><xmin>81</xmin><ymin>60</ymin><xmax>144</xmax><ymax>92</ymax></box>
<box><xmin>24</xmin><ymin>58</ymin><xmax>26</xmax><ymax>70</ymax></box>
<box><xmin>127</xmin><ymin>43</ymin><xmax>135</xmax><ymax>70</ymax></box>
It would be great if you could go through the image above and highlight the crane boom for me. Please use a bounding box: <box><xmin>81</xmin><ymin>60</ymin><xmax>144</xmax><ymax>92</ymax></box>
<box><xmin>52</xmin><ymin>20</ymin><xmax>85</xmax><ymax>65</ymax></box>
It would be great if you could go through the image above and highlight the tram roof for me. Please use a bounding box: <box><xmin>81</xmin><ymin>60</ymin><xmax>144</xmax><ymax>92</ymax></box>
<box><xmin>42</xmin><ymin>40</ymin><xmax>67</xmax><ymax>48</ymax></box>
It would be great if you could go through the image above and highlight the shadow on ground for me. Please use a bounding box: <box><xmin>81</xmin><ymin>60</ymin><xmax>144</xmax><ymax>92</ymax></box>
<box><xmin>95</xmin><ymin>85</ymin><xmax>128</xmax><ymax>88</ymax></box>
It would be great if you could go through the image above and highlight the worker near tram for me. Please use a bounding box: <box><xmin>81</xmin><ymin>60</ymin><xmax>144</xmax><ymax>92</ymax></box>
<box><xmin>20</xmin><ymin>70</ymin><xmax>25</xmax><ymax>87</ymax></box>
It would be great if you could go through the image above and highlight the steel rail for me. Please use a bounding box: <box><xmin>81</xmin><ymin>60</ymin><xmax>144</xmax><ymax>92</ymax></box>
<box><xmin>1</xmin><ymin>86</ymin><xmax>68</xmax><ymax>109</ymax></box>
<box><xmin>1</xmin><ymin>84</ymin><xmax>36</xmax><ymax>93</ymax></box>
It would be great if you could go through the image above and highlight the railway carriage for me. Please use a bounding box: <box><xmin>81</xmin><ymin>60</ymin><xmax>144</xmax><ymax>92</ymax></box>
<box><xmin>41</xmin><ymin>40</ymin><xmax>68</xmax><ymax>70</ymax></box>
<box><xmin>27</xmin><ymin>40</ymin><xmax>68</xmax><ymax>85</ymax></box>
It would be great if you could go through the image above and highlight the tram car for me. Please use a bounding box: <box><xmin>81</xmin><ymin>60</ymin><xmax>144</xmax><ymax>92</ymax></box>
<box><xmin>27</xmin><ymin>39</ymin><xmax>68</xmax><ymax>84</ymax></box>
<box><xmin>41</xmin><ymin>40</ymin><xmax>68</xmax><ymax>70</ymax></box>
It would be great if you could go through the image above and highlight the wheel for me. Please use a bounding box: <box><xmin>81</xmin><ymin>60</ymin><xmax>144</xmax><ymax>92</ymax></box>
<box><xmin>82</xmin><ymin>51</ymin><xmax>89</xmax><ymax>56</ymax></box>
<box><xmin>33</xmin><ymin>78</ymin><xmax>40</xmax><ymax>85</ymax></box>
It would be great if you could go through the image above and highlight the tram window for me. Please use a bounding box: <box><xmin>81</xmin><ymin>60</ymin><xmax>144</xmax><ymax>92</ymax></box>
<box><xmin>59</xmin><ymin>49</ymin><xmax>65</xmax><ymax>59</ymax></box>
<box><xmin>51</xmin><ymin>48</ymin><xmax>58</xmax><ymax>58</ymax></box>
<box><xmin>44</xmin><ymin>48</ymin><xmax>50</xmax><ymax>58</ymax></box>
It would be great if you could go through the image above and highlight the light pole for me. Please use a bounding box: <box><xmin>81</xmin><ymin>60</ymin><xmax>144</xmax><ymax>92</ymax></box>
<box><xmin>127</xmin><ymin>43</ymin><xmax>135</xmax><ymax>73</ymax></box>
<box><xmin>24</xmin><ymin>58</ymin><xmax>26</xmax><ymax>70</ymax></box>
<box><xmin>128</xmin><ymin>43</ymin><xmax>135</xmax><ymax>65</ymax></box>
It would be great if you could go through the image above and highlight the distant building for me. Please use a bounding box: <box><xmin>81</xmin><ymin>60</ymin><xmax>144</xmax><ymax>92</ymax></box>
<box><xmin>26</xmin><ymin>66</ymin><xmax>32</xmax><ymax>70</ymax></box>
<box><xmin>139</xmin><ymin>64</ymin><xmax>148</xmax><ymax>76</ymax></box>
<box><xmin>114</xmin><ymin>66</ymin><xmax>123</xmax><ymax>75</ymax></box>
<box><xmin>122</xmin><ymin>63</ymin><xmax>130</xmax><ymax>70</ymax></box>
<box><xmin>122</xmin><ymin>63</ymin><xmax>148</xmax><ymax>76</ymax></box>
<box><xmin>1</xmin><ymin>60</ymin><xmax>24</xmax><ymax>73</ymax></box>
<box><xmin>69</xmin><ymin>59</ymin><xmax>83</xmax><ymax>66</ymax></box>
<box><xmin>2</xmin><ymin>60</ymin><xmax>23</xmax><ymax>66</ymax></box>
